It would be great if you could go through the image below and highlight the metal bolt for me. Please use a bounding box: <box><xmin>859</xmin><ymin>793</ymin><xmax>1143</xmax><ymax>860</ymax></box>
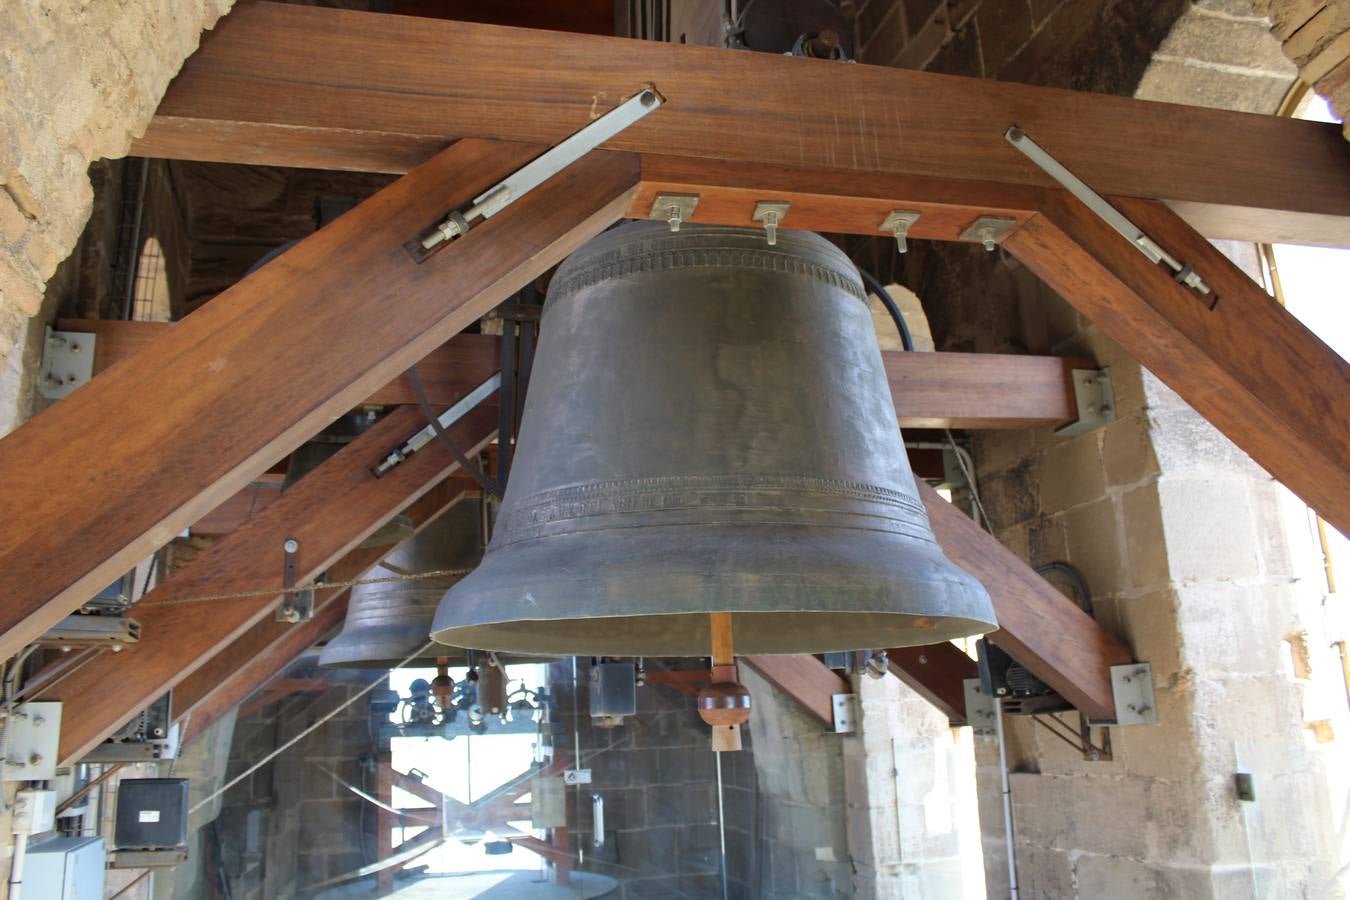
<box><xmin>283</xmin><ymin>538</ymin><xmax>300</xmax><ymax>554</ymax></box>
<box><xmin>979</xmin><ymin>227</ymin><xmax>997</xmax><ymax>252</ymax></box>
<box><xmin>28</xmin><ymin>753</ymin><xmax>42</xmax><ymax>766</ymax></box>
<box><xmin>666</xmin><ymin>205</ymin><xmax>683</xmax><ymax>233</ymax></box>
<box><xmin>33</xmin><ymin>716</ymin><xmax>44</xmax><ymax>727</ymax></box>
<box><xmin>70</xmin><ymin>342</ymin><xmax>81</xmax><ymax>353</ymax></box>
<box><xmin>918</xmin><ymin>654</ymin><xmax>928</xmax><ymax>664</ymax></box>
<box><xmin>996</xmin><ymin>686</ymin><xmax>1008</xmax><ymax>695</ymax></box>
<box><xmin>762</xmin><ymin>211</ymin><xmax>780</xmax><ymax>246</ymax></box>
<box><xmin>111</xmin><ymin>643</ymin><xmax>123</xmax><ymax>653</ymax></box>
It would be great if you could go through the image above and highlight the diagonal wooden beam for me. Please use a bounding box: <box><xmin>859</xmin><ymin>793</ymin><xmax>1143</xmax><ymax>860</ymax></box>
<box><xmin>920</xmin><ymin>482</ymin><xmax>1133</xmax><ymax>721</ymax></box>
<box><xmin>0</xmin><ymin>139</ymin><xmax>639</xmax><ymax>661</ymax></box>
<box><xmin>742</xmin><ymin>656</ymin><xmax>849</xmax><ymax>727</ymax></box>
<box><xmin>133</xmin><ymin>3</ymin><xmax>1350</xmax><ymax>245</ymax></box>
<box><xmin>886</xmin><ymin>644</ymin><xmax>978</xmax><ymax>723</ymax></box>
<box><xmin>174</xmin><ymin>482</ymin><xmax>477</xmax><ymax>747</ymax></box>
<box><xmin>49</xmin><ymin>404</ymin><xmax>497</xmax><ymax>765</ymax></box>
<box><xmin>59</xmin><ymin>319</ymin><xmax>503</xmax><ymax>410</ymax></box>
<box><xmin>1006</xmin><ymin>195</ymin><xmax>1350</xmax><ymax>538</ymax></box>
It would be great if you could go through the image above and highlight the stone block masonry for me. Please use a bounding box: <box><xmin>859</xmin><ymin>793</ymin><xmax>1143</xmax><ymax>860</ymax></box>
<box><xmin>0</xmin><ymin>0</ymin><xmax>236</xmax><ymax>432</ymax></box>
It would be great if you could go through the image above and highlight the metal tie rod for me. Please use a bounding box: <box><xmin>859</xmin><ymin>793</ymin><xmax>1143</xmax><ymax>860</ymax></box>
<box><xmin>1005</xmin><ymin>125</ymin><xmax>1211</xmax><ymax>295</ymax></box>
<box><xmin>422</xmin><ymin>86</ymin><xmax>665</xmax><ymax>250</ymax></box>
<box><xmin>372</xmin><ymin>372</ymin><xmax>501</xmax><ymax>477</ymax></box>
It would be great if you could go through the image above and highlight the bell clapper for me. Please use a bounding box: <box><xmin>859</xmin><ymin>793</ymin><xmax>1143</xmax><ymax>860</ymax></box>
<box><xmin>431</xmin><ymin>656</ymin><xmax>455</xmax><ymax>715</ymax></box>
<box><xmin>698</xmin><ymin>612</ymin><xmax>753</xmax><ymax>752</ymax></box>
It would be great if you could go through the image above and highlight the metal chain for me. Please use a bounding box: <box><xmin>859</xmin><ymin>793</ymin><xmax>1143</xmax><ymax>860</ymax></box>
<box><xmin>136</xmin><ymin>568</ymin><xmax>475</xmax><ymax>608</ymax></box>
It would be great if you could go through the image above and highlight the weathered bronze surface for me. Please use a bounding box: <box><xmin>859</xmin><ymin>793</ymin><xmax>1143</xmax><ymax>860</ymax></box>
<box><xmin>320</xmin><ymin>502</ymin><xmax>484</xmax><ymax>669</ymax></box>
<box><xmin>433</xmin><ymin>222</ymin><xmax>996</xmax><ymax>655</ymax></box>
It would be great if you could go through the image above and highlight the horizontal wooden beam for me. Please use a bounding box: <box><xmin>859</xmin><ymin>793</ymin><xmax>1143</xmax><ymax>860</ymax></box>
<box><xmin>61</xmin><ymin>319</ymin><xmax>1084</xmax><ymax>433</ymax></box>
<box><xmin>920</xmin><ymin>482</ymin><xmax>1133</xmax><ymax>720</ymax></box>
<box><xmin>133</xmin><ymin>2</ymin><xmax>1350</xmax><ymax>245</ymax></box>
<box><xmin>1007</xmin><ymin>196</ymin><xmax>1350</xmax><ymax>538</ymax></box>
<box><xmin>886</xmin><ymin>644</ymin><xmax>978</xmax><ymax>723</ymax></box>
<box><xmin>0</xmin><ymin>139</ymin><xmax>638</xmax><ymax>662</ymax></box>
<box><xmin>742</xmin><ymin>655</ymin><xmax>849</xmax><ymax>727</ymax></box>
<box><xmin>49</xmin><ymin>405</ymin><xmax>497</xmax><ymax>765</ymax></box>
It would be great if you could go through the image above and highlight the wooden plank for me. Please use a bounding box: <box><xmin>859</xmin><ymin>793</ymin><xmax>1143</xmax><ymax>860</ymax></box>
<box><xmin>0</xmin><ymin>140</ymin><xmax>639</xmax><ymax>662</ymax></box>
<box><xmin>1006</xmin><ymin>195</ymin><xmax>1350</xmax><ymax>537</ymax></box>
<box><xmin>920</xmin><ymin>481</ymin><xmax>1133</xmax><ymax>720</ymax></box>
<box><xmin>62</xmin><ymin>319</ymin><xmax>1083</xmax><ymax>432</ymax></box>
<box><xmin>886</xmin><ymin>644</ymin><xmax>978</xmax><ymax>723</ymax></box>
<box><xmin>174</xmin><ymin>482</ymin><xmax>474</xmax><ymax>745</ymax></box>
<box><xmin>742</xmin><ymin>656</ymin><xmax>849</xmax><ymax>727</ymax></box>
<box><xmin>133</xmin><ymin>2</ymin><xmax>1350</xmax><ymax>245</ymax></box>
<box><xmin>50</xmin><ymin>405</ymin><xmax>498</xmax><ymax>765</ymax></box>
<box><xmin>632</xmin><ymin>156</ymin><xmax>1042</xmax><ymax>242</ymax></box>
<box><xmin>887</xmin><ymin>352</ymin><xmax>1083</xmax><ymax>430</ymax></box>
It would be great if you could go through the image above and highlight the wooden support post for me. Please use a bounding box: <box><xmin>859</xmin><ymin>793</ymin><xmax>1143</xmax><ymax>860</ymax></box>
<box><xmin>174</xmin><ymin>482</ymin><xmax>474</xmax><ymax>746</ymax></box>
<box><xmin>741</xmin><ymin>656</ymin><xmax>849</xmax><ymax>728</ymax></box>
<box><xmin>1006</xmin><ymin>195</ymin><xmax>1350</xmax><ymax>538</ymax></box>
<box><xmin>49</xmin><ymin>405</ymin><xmax>497</xmax><ymax>765</ymax></box>
<box><xmin>0</xmin><ymin>140</ymin><xmax>638</xmax><ymax>662</ymax></box>
<box><xmin>920</xmin><ymin>482</ymin><xmax>1133</xmax><ymax>721</ymax></box>
<box><xmin>886</xmin><ymin>644</ymin><xmax>979</xmax><ymax>723</ymax></box>
<box><xmin>60</xmin><ymin>318</ymin><xmax>1086</xmax><ymax>432</ymax></box>
<box><xmin>135</xmin><ymin>2</ymin><xmax>1350</xmax><ymax>245</ymax></box>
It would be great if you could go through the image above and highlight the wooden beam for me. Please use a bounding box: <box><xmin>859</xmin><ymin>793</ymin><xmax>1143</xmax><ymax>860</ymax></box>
<box><xmin>58</xmin><ymin>319</ymin><xmax>503</xmax><ymax>410</ymax></box>
<box><xmin>1006</xmin><ymin>195</ymin><xmax>1350</xmax><ymax>538</ymax></box>
<box><xmin>920</xmin><ymin>481</ymin><xmax>1133</xmax><ymax>720</ymax></box>
<box><xmin>133</xmin><ymin>2</ymin><xmax>1350</xmax><ymax>245</ymax></box>
<box><xmin>174</xmin><ymin>482</ymin><xmax>474</xmax><ymax>745</ymax></box>
<box><xmin>61</xmin><ymin>319</ymin><xmax>1084</xmax><ymax>433</ymax></box>
<box><xmin>886</xmin><ymin>644</ymin><xmax>978</xmax><ymax>723</ymax></box>
<box><xmin>742</xmin><ymin>655</ymin><xmax>849</xmax><ymax>727</ymax></box>
<box><xmin>49</xmin><ymin>405</ymin><xmax>497</xmax><ymax>765</ymax></box>
<box><xmin>0</xmin><ymin>139</ymin><xmax>638</xmax><ymax>662</ymax></box>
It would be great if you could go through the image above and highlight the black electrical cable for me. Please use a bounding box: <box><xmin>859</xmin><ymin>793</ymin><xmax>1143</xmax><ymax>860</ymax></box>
<box><xmin>857</xmin><ymin>267</ymin><xmax>915</xmax><ymax>352</ymax></box>
<box><xmin>1034</xmin><ymin>561</ymin><xmax>1093</xmax><ymax>616</ymax></box>
<box><xmin>407</xmin><ymin>365</ymin><xmax>503</xmax><ymax>498</ymax></box>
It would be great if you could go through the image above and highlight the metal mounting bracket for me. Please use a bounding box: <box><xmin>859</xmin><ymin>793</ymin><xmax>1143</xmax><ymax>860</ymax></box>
<box><xmin>38</xmin><ymin>327</ymin><xmax>96</xmax><ymax>400</ymax></box>
<box><xmin>1056</xmin><ymin>367</ymin><xmax>1116</xmax><ymax>437</ymax></box>
<box><xmin>1103</xmin><ymin>662</ymin><xmax>1157</xmax><ymax>726</ymax></box>
<box><xmin>3</xmin><ymin>702</ymin><xmax>62</xmax><ymax>781</ymax></box>
<box><xmin>963</xmin><ymin>678</ymin><xmax>996</xmax><ymax>735</ymax></box>
<box><xmin>959</xmin><ymin>216</ymin><xmax>1017</xmax><ymax>251</ymax></box>
<box><xmin>649</xmin><ymin>193</ymin><xmax>700</xmax><ymax>232</ymax></box>
<box><xmin>752</xmin><ymin>200</ymin><xmax>791</xmax><ymax>246</ymax></box>
<box><xmin>276</xmin><ymin>538</ymin><xmax>314</xmax><ymax>622</ymax></box>
<box><xmin>879</xmin><ymin>209</ymin><xmax>922</xmax><ymax>253</ymax></box>
<box><xmin>830</xmin><ymin>693</ymin><xmax>858</xmax><ymax>734</ymax></box>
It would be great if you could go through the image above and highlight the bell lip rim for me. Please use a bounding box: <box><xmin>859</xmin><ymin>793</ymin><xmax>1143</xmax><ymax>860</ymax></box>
<box><xmin>429</xmin><ymin>611</ymin><xmax>997</xmax><ymax>658</ymax></box>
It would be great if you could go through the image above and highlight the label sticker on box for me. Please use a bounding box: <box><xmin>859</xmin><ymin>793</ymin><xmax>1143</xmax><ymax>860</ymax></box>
<box><xmin>139</xmin><ymin>810</ymin><xmax>161</xmax><ymax>823</ymax></box>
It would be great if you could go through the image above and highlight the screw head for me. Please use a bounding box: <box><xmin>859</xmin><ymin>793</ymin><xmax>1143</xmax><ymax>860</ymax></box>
<box><xmin>283</xmin><ymin>538</ymin><xmax>300</xmax><ymax>554</ymax></box>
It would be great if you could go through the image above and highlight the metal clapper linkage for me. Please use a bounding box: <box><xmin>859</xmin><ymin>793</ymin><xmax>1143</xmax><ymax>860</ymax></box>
<box><xmin>1005</xmin><ymin>126</ymin><xmax>1213</xmax><ymax>299</ymax></box>
<box><xmin>416</xmin><ymin>86</ymin><xmax>665</xmax><ymax>254</ymax></box>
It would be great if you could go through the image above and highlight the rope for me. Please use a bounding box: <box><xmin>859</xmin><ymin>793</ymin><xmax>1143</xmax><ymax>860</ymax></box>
<box><xmin>136</xmin><ymin>568</ymin><xmax>475</xmax><ymax>608</ymax></box>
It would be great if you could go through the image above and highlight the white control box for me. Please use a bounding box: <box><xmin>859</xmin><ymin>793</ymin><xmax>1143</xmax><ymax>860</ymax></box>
<box><xmin>12</xmin><ymin>788</ymin><xmax>57</xmax><ymax>835</ymax></box>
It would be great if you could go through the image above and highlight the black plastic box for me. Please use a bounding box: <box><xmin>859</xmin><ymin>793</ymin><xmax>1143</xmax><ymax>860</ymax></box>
<box><xmin>114</xmin><ymin>778</ymin><xmax>189</xmax><ymax>850</ymax></box>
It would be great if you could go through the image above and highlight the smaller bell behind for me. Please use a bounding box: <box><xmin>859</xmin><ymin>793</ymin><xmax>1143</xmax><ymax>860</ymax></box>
<box><xmin>319</xmin><ymin>502</ymin><xmax>485</xmax><ymax>669</ymax></box>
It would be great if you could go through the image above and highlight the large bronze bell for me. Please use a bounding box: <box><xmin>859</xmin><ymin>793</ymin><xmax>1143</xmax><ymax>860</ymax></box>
<box><xmin>320</xmin><ymin>502</ymin><xmax>486</xmax><ymax>669</ymax></box>
<box><xmin>432</xmin><ymin>222</ymin><xmax>996</xmax><ymax>656</ymax></box>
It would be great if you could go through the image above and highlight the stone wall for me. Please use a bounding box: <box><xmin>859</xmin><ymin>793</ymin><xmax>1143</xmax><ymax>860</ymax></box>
<box><xmin>215</xmin><ymin>659</ymin><xmax>378</xmax><ymax>899</ymax></box>
<box><xmin>842</xmin><ymin>0</ymin><xmax>1346</xmax><ymax>897</ymax></box>
<box><xmin>1254</xmin><ymin>0</ymin><xmax>1350</xmax><ymax>132</ymax></box>
<box><xmin>0</xmin><ymin>0</ymin><xmax>235</xmax><ymax>433</ymax></box>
